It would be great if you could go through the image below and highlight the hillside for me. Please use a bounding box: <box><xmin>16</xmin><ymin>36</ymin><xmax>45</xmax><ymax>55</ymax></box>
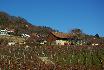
<box><xmin>0</xmin><ymin>11</ymin><xmax>58</xmax><ymax>41</ymax></box>
<box><xmin>1</xmin><ymin>12</ymin><xmax>104</xmax><ymax>70</ymax></box>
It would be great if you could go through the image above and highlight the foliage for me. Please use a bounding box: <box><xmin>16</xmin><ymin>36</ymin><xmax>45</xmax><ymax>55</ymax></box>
<box><xmin>95</xmin><ymin>34</ymin><xmax>99</xmax><ymax>38</ymax></box>
<box><xmin>70</xmin><ymin>28</ymin><xmax>83</xmax><ymax>35</ymax></box>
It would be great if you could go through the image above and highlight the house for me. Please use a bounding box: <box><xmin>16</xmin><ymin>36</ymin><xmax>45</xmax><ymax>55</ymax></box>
<box><xmin>75</xmin><ymin>39</ymin><xmax>88</xmax><ymax>45</ymax></box>
<box><xmin>86</xmin><ymin>37</ymin><xmax>103</xmax><ymax>46</ymax></box>
<box><xmin>7</xmin><ymin>29</ymin><xmax>15</xmax><ymax>35</ymax></box>
<box><xmin>21</xmin><ymin>34</ymin><xmax>30</xmax><ymax>38</ymax></box>
<box><xmin>50</xmin><ymin>32</ymin><xmax>73</xmax><ymax>45</ymax></box>
<box><xmin>0</xmin><ymin>29</ymin><xmax>8</xmax><ymax>35</ymax></box>
<box><xmin>0</xmin><ymin>29</ymin><xmax>15</xmax><ymax>36</ymax></box>
<box><xmin>7</xmin><ymin>29</ymin><xmax>15</xmax><ymax>33</ymax></box>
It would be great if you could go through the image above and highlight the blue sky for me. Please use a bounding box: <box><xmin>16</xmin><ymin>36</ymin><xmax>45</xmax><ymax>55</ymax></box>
<box><xmin>0</xmin><ymin>0</ymin><xmax>104</xmax><ymax>36</ymax></box>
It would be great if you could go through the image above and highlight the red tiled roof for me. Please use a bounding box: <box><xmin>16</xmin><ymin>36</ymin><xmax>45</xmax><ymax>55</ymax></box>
<box><xmin>51</xmin><ymin>32</ymin><xmax>73</xmax><ymax>38</ymax></box>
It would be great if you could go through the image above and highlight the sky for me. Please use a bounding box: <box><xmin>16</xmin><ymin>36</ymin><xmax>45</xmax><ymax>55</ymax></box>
<box><xmin>0</xmin><ymin>0</ymin><xmax>104</xmax><ymax>36</ymax></box>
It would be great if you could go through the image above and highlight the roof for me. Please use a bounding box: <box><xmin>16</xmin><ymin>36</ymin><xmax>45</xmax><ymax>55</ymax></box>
<box><xmin>51</xmin><ymin>32</ymin><xmax>73</xmax><ymax>39</ymax></box>
<box><xmin>0</xmin><ymin>29</ymin><xmax>7</xmax><ymax>31</ymax></box>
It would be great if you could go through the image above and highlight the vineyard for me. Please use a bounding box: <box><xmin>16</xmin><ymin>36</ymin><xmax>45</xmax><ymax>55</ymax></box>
<box><xmin>0</xmin><ymin>11</ymin><xmax>104</xmax><ymax>70</ymax></box>
<box><xmin>0</xmin><ymin>45</ymin><xmax>104</xmax><ymax>70</ymax></box>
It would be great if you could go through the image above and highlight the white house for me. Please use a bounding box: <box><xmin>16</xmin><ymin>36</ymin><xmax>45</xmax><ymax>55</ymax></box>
<box><xmin>92</xmin><ymin>43</ymin><xmax>99</xmax><ymax>46</ymax></box>
<box><xmin>88</xmin><ymin>37</ymin><xmax>100</xmax><ymax>46</ymax></box>
<box><xmin>55</xmin><ymin>40</ymin><xmax>68</xmax><ymax>45</ymax></box>
<box><xmin>0</xmin><ymin>29</ymin><xmax>8</xmax><ymax>35</ymax></box>
<box><xmin>0</xmin><ymin>29</ymin><xmax>15</xmax><ymax>36</ymax></box>
<box><xmin>51</xmin><ymin>32</ymin><xmax>73</xmax><ymax>45</ymax></box>
<box><xmin>21</xmin><ymin>34</ymin><xmax>30</xmax><ymax>38</ymax></box>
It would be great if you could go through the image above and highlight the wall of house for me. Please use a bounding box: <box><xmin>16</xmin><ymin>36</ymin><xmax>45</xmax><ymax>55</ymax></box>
<box><xmin>55</xmin><ymin>40</ymin><xmax>68</xmax><ymax>45</ymax></box>
<box><xmin>0</xmin><ymin>29</ymin><xmax>8</xmax><ymax>35</ymax></box>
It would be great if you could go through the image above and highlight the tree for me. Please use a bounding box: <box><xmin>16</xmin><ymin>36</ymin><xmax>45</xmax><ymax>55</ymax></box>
<box><xmin>70</xmin><ymin>28</ymin><xmax>82</xmax><ymax>35</ymax></box>
<box><xmin>95</xmin><ymin>34</ymin><xmax>99</xmax><ymax>38</ymax></box>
